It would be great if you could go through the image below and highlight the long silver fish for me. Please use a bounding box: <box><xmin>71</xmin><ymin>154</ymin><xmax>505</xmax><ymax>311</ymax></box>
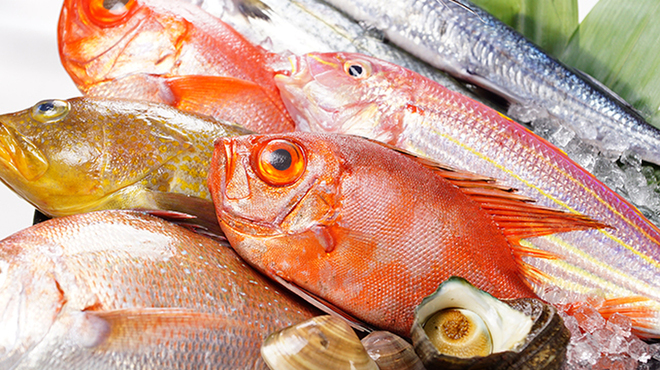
<box><xmin>320</xmin><ymin>0</ymin><xmax>660</xmax><ymax>166</ymax></box>
<box><xmin>0</xmin><ymin>210</ymin><xmax>318</xmax><ymax>369</ymax></box>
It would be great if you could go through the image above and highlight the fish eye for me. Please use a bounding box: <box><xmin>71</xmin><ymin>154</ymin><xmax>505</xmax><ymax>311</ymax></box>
<box><xmin>87</xmin><ymin>0</ymin><xmax>135</xmax><ymax>26</ymax></box>
<box><xmin>30</xmin><ymin>99</ymin><xmax>71</xmax><ymax>123</ymax></box>
<box><xmin>253</xmin><ymin>139</ymin><xmax>306</xmax><ymax>187</ymax></box>
<box><xmin>343</xmin><ymin>60</ymin><xmax>371</xmax><ymax>79</ymax></box>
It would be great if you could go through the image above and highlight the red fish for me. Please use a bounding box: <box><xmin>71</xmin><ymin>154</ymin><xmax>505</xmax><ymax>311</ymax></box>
<box><xmin>275</xmin><ymin>52</ymin><xmax>660</xmax><ymax>337</ymax></box>
<box><xmin>57</xmin><ymin>0</ymin><xmax>294</xmax><ymax>133</ymax></box>
<box><xmin>208</xmin><ymin>131</ymin><xmax>605</xmax><ymax>335</ymax></box>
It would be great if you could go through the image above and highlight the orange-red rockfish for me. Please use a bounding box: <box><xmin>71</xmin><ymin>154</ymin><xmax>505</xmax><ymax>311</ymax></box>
<box><xmin>209</xmin><ymin>132</ymin><xmax>604</xmax><ymax>336</ymax></box>
<box><xmin>274</xmin><ymin>52</ymin><xmax>660</xmax><ymax>338</ymax></box>
<box><xmin>0</xmin><ymin>210</ymin><xmax>318</xmax><ymax>369</ymax></box>
<box><xmin>58</xmin><ymin>0</ymin><xmax>294</xmax><ymax>133</ymax></box>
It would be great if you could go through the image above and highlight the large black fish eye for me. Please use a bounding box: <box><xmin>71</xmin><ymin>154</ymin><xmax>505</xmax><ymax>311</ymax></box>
<box><xmin>343</xmin><ymin>60</ymin><xmax>371</xmax><ymax>79</ymax></box>
<box><xmin>30</xmin><ymin>99</ymin><xmax>71</xmax><ymax>123</ymax></box>
<box><xmin>269</xmin><ymin>149</ymin><xmax>293</xmax><ymax>171</ymax></box>
<box><xmin>347</xmin><ymin>64</ymin><xmax>364</xmax><ymax>77</ymax></box>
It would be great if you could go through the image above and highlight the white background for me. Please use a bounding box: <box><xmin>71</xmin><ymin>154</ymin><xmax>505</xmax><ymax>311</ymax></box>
<box><xmin>0</xmin><ymin>0</ymin><xmax>600</xmax><ymax>239</ymax></box>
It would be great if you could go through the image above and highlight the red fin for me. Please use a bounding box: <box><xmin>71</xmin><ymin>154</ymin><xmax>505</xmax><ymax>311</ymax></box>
<box><xmin>367</xmin><ymin>139</ymin><xmax>610</xmax><ymax>242</ymax></box>
<box><xmin>165</xmin><ymin>75</ymin><xmax>294</xmax><ymax>133</ymax></box>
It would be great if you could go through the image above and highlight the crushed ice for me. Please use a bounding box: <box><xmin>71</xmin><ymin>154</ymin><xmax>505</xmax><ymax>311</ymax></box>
<box><xmin>508</xmin><ymin>104</ymin><xmax>660</xmax><ymax>226</ymax></box>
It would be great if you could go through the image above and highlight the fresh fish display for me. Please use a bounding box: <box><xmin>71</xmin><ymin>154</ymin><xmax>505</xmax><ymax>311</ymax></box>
<box><xmin>320</xmin><ymin>0</ymin><xmax>660</xmax><ymax>165</ymax></box>
<box><xmin>57</xmin><ymin>0</ymin><xmax>294</xmax><ymax>133</ymax></box>
<box><xmin>274</xmin><ymin>52</ymin><xmax>660</xmax><ymax>338</ymax></box>
<box><xmin>184</xmin><ymin>0</ymin><xmax>481</xmax><ymax>100</ymax></box>
<box><xmin>209</xmin><ymin>131</ymin><xmax>605</xmax><ymax>336</ymax></box>
<box><xmin>0</xmin><ymin>210</ymin><xmax>318</xmax><ymax>369</ymax></box>
<box><xmin>0</xmin><ymin>97</ymin><xmax>250</xmax><ymax>233</ymax></box>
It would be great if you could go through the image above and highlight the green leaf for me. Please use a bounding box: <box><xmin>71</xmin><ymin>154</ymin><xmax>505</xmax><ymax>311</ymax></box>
<box><xmin>561</xmin><ymin>0</ymin><xmax>660</xmax><ymax>128</ymax></box>
<box><xmin>471</xmin><ymin>0</ymin><xmax>578</xmax><ymax>57</ymax></box>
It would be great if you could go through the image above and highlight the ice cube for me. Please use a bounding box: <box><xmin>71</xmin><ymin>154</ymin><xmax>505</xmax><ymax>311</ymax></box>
<box><xmin>606</xmin><ymin>313</ymin><xmax>632</xmax><ymax>338</ymax></box>
<box><xmin>573</xmin><ymin>305</ymin><xmax>606</xmax><ymax>334</ymax></box>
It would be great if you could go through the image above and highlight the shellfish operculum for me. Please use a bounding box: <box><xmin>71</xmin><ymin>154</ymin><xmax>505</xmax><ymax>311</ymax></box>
<box><xmin>411</xmin><ymin>277</ymin><xmax>570</xmax><ymax>370</ymax></box>
<box><xmin>415</xmin><ymin>277</ymin><xmax>533</xmax><ymax>357</ymax></box>
<box><xmin>261</xmin><ymin>315</ymin><xmax>379</xmax><ymax>370</ymax></box>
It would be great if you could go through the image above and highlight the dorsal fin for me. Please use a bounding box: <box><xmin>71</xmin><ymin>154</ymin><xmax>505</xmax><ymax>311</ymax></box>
<box><xmin>368</xmin><ymin>139</ymin><xmax>611</xmax><ymax>244</ymax></box>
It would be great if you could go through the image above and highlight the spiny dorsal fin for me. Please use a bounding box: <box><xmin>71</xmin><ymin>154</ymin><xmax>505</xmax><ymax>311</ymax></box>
<box><xmin>367</xmin><ymin>139</ymin><xmax>611</xmax><ymax>243</ymax></box>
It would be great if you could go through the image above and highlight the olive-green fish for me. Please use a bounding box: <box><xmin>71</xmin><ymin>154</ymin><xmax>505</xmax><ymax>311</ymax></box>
<box><xmin>0</xmin><ymin>210</ymin><xmax>318</xmax><ymax>369</ymax></box>
<box><xmin>0</xmin><ymin>97</ymin><xmax>250</xmax><ymax>233</ymax></box>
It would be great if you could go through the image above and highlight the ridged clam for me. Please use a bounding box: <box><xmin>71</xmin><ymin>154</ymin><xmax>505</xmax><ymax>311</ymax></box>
<box><xmin>361</xmin><ymin>331</ymin><xmax>426</xmax><ymax>370</ymax></box>
<box><xmin>411</xmin><ymin>277</ymin><xmax>570</xmax><ymax>369</ymax></box>
<box><xmin>261</xmin><ymin>315</ymin><xmax>379</xmax><ymax>370</ymax></box>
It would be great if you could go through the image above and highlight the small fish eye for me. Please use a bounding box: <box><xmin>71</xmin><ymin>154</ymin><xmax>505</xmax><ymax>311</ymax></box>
<box><xmin>254</xmin><ymin>139</ymin><xmax>306</xmax><ymax>187</ymax></box>
<box><xmin>87</xmin><ymin>0</ymin><xmax>135</xmax><ymax>26</ymax></box>
<box><xmin>30</xmin><ymin>99</ymin><xmax>71</xmax><ymax>123</ymax></box>
<box><xmin>343</xmin><ymin>60</ymin><xmax>371</xmax><ymax>79</ymax></box>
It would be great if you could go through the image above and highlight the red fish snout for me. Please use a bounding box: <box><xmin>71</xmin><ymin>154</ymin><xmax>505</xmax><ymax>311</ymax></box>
<box><xmin>215</xmin><ymin>139</ymin><xmax>250</xmax><ymax>202</ymax></box>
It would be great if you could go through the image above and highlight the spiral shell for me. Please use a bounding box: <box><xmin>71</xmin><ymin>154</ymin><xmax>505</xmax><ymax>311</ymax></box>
<box><xmin>261</xmin><ymin>315</ymin><xmax>379</xmax><ymax>370</ymax></box>
<box><xmin>411</xmin><ymin>277</ymin><xmax>570</xmax><ymax>370</ymax></box>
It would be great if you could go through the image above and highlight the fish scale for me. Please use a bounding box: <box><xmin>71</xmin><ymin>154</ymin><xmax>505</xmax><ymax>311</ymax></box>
<box><xmin>209</xmin><ymin>132</ymin><xmax>605</xmax><ymax>336</ymax></box>
<box><xmin>0</xmin><ymin>97</ymin><xmax>251</xmax><ymax>234</ymax></box>
<box><xmin>0</xmin><ymin>210</ymin><xmax>318</xmax><ymax>369</ymax></box>
<box><xmin>320</xmin><ymin>0</ymin><xmax>660</xmax><ymax>166</ymax></box>
<box><xmin>275</xmin><ymin>52</ymin><xmax>660</xmax><ymax>337</ymax></box>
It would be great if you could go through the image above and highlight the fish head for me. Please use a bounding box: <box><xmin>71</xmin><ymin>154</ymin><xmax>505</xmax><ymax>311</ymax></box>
<box><xmin>274</xmin><ymin>52</ymin><xmax>409</xmax><ymax>143</ymax></box>
<box><xmin>0</xmin><ymin>97</ymin><xmax>192</xmax><ymax>216</ymax></box>
<box><xmin>0</xmin><ymin>228</ymin><xmax>65</xmax><ymax>366</ymax></box>
<box><xmin>208</xmin><ymin>132</ymin><xmax>344</xmax><ymax>277</ymax></box>
<box><xmin>58</xmin><ymin>0</ymin><xmax>192</xmax><ymax>92</ymax></box>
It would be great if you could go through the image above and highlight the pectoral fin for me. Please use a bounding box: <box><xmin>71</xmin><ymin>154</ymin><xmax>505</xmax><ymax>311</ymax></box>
<box><xmin>165</xmin><ymin>75</ymin><xmax>294</xmax><ymax>133</ymax></box>
<box><xmin>272</xmin><ymin>275</ymin><xmax>374</xmax><ymax>334</ymax></box>
<box><xmin>68</xmin><ymin>308</ymin><xmax>233</xmax><ymax>351</ymax></box>
<box><xmin>147</xmin><ymin>191</ymin><xmax>223</xmax><ymax>237</ymax></box>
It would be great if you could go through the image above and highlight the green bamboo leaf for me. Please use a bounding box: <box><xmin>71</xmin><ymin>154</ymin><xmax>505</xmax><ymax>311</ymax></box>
<box><xmin>561</xmin><ymin>0</ymin><xmax>660</xmax><ymax>127</ymax></box>
<box><xmin>471</xmin><ymin>0</ymin><xmax>578</xmax><ymax>57</ymax></box>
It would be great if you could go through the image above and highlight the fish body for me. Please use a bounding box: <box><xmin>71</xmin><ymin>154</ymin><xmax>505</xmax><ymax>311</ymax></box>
<box><xmin>275</xmin><ymin>52</ymin><xmax>660</xmax><ymax>337</ymax></box>
<box><xmin>0</xmin><ymin>210</ymin><xmax>317</xmax><ymax>369</ymax></box>
<box><xmin>58</xmin><ymin>0</ymin><xmax>294</xmax><ymax>133</ymax></box>
<box><xmin>185</xmin><ymin>0</ymin><xmax>482</xmax><ymax>101</ymax></box>
<box><xmin>0</xmin><ymin>97</ymin><xmax>249</xmax><ymax>233</ymax></box>
<box><xmin>320</xmin><ymin>0</ymin><xmax>660</xmax><ymax>165</ymax></box>
<box><xmin>209</xmin><ymin>131</ymin><xmax>605</xmax><ymax>335</ymax></box>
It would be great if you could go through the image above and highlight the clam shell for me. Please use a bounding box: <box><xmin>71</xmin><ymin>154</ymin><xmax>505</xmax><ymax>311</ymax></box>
<box><xmin>411</xmin><ymin>277</ymin><xmax>570</xmax><ymax>370</ymax></box>
<box><xmin>361</xmin><ymin>331</ymin><xmax>426</xmax><ymax>370</ymax></box>
<box><xmin>261</xmin><ymin>315</ymin><xmax>379</xmax><ymax>370</ymax></box>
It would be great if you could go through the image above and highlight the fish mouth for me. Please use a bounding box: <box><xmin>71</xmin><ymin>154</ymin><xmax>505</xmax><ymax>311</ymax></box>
<box><xmin>0</xmin><ymin>122</ymin><xmax>48</xmax><ymax>182</ymax></box>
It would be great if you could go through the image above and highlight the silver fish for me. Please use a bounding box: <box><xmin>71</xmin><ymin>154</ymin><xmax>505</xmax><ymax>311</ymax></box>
<box><xmin>320</xmin><ymin>0</ymin><xmax>660</xmax><ymax>166</ymax></box>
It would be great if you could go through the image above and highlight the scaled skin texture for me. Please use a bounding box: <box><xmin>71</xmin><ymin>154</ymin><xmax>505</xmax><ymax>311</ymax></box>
<box><xmin>210</xmin><ymin>131</ymin><xmax>540</xmax><ymax>336</ymax></box>
<box><xmin>0</xmin><ymin>210</ymin><xmax>318</xmax><ymax>369</ymax></box>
